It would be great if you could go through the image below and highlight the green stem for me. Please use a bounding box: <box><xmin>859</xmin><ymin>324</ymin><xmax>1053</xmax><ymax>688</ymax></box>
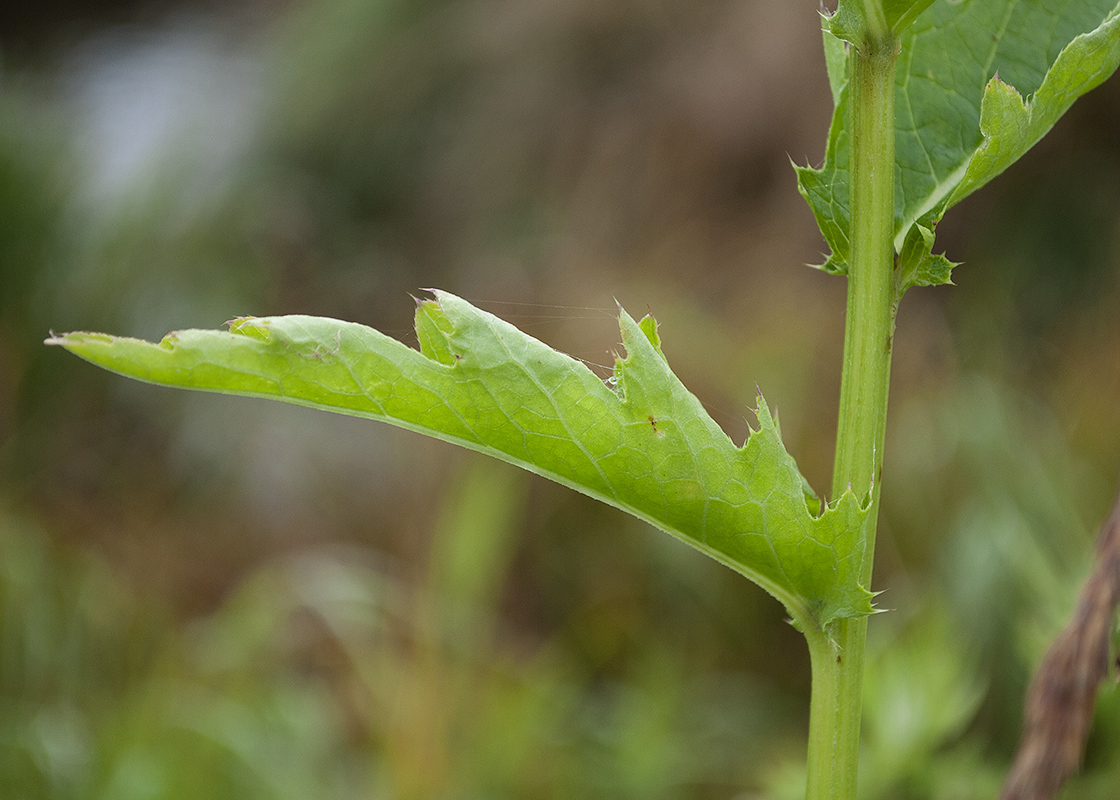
<box><xmin>859</xmin><ymin>0</ymin><xmax>890</xmax><ymax>40</ymax></box>
<box><xmin>804</xmin><ymin>31</ymin><xmax>899</xmax><ymax>800</ymax></box>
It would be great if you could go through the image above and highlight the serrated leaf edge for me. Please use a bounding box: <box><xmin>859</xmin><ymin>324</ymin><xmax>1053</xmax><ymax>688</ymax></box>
<box><xmin>47</xmin><ymin>293</ymin><xmax>875</xmax><ymax>628</ymax></box>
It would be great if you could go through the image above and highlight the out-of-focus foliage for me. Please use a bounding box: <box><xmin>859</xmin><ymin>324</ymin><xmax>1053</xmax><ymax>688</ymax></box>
<box><xmin>2</xmin><ymin>0</ymin><xmax>1120</xmax><ymax>797</ymax></box>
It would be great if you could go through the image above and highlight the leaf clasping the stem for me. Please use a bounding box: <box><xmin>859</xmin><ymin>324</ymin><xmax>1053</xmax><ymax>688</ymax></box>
<box><xmin>48</xmin><ymin>291</ymin><xmax>874</xmax><ymax>632</ymax></box>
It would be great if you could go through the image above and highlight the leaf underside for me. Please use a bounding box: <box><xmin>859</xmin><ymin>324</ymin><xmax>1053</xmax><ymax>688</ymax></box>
<box><xmin>48</xmin><ymin>292</ymin><xmax>873</xmax><ymax>628</ymax></box>
<box><xmin>799</xmin><ymin>0</ymin><xmax>1120</xmax><ymax>290</ymax></box>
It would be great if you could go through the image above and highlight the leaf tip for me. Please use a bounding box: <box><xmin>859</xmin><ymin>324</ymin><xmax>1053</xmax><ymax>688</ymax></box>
<box><xmin>637</xmin><ymin>312</ymin><xmax>662</xmax><ymax>353</ymax></box>
<box><xmin>808</xmin><ymin>256</ymin><xmax>847</xmax><ymax>277</ymax></box>
<box><xmin>869</xmin><ymin>589</ymin><xmax>891</xmax><ymax>614</ymax></box>
<box><xmin>225</xmin><ymin>316</ymin><xmax>271</xmax><ymax>342</ymax></box>
<box><xmin>419</xmin><ymin>288</ymin><xmax>449</xmax><ymax>308</ymax></box>
<box><xmin>44</xmin><ymin>330</ymin><xmax>115</xmax><ymax>348</ymax></box>
<box><xmin>750</xmin><ymin>388</ymin><xmax>769</xmax><ymax>418</ymax></box>
<box><xmin>159</xmin><ymin>332</ymin><xmax>179</xmax><ymax>350</ymax></box>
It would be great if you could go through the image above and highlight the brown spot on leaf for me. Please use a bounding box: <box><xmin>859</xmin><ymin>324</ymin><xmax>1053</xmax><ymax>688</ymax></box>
<box><xmin>1000</xmin><ymin>480</ymin><xmax>1120</xmax><ymax>800</ymax></box>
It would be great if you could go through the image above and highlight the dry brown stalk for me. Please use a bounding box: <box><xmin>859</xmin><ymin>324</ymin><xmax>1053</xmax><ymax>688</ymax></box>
<box><xmin>999</xmin><ymin>481</ymin><xmax>1120</xmax><ymax>800</ymax></box>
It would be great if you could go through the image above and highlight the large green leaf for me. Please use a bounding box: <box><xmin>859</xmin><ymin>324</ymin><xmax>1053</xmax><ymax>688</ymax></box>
<box><xmin>798</xmin><ymin>0</ymin><xmax>1120</xmax><ymax>290</ymax></box>
<box><xmin>48</xmin><ymin>292</ymin><xmax>873</xmax><ymax>628</ymax></box>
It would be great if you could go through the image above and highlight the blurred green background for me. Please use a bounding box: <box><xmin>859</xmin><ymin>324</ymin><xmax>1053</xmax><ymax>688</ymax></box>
<box><xmin>2</xmin><ymin>0</ymin><xmax>1120</xmax><ymax>797</ymax></box>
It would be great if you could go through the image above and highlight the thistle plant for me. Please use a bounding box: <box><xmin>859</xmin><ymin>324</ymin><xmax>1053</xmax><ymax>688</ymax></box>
<box><xmin>48</xmin><ymin>1</ymin><xmax>1120</xmax><ymax>798</ymax></box>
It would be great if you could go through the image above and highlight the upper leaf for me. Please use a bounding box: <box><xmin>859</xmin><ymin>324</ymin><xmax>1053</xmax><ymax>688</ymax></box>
<box><xmin>800</xmin><ymin>0</ymin><xmax>1120</xmax><ymax>289</ymax></box>
<box><xmin>47</xmin><ymin>292</ymin><xmax>873</xmax><ymax>628</ymax></box>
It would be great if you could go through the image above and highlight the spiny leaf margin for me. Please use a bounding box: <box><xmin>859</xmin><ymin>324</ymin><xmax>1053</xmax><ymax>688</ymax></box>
<box><xmin>47</xmin><ymin>292</ymin><xmax>874</xmax><ymax>628</ymax></box>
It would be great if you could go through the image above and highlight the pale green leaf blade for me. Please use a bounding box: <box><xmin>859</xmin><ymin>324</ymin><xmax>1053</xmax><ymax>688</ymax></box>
<box><xmin>48</xmin><ymin>292</ymin><xmax>872</xmax><ymax>626</ymax></box>
<box><xmin>802</xmin><ymin>0</ymin><xmax>1120</xmax><ymax>285</ymax></box>
<box><xmin>823</xmin><ymin>26</ymin><xmax>850</xmax><ymax>106</ymax></box>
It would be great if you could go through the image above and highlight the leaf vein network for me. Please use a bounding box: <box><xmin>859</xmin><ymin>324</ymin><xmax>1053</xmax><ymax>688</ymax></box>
<box><xmin>984</xmin><ymin>0</ymin><xmax>1021</xmax><ymax>79</ymax></box>
<box><xmin>485</xmin><ymin>317</ymin><xmax>617</xmax><ymax>498</ymax></box>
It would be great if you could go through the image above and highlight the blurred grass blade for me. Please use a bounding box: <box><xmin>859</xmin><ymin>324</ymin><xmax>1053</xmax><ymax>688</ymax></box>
<box><xmin>47</xmin><ymin>291</ymin><xmax>873</xmax><ymax>628</ymax></box>
<box><xmin>430</xmin><ymin>460</ymin><xmax>527</xmax><ymax>648</ymax></box>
